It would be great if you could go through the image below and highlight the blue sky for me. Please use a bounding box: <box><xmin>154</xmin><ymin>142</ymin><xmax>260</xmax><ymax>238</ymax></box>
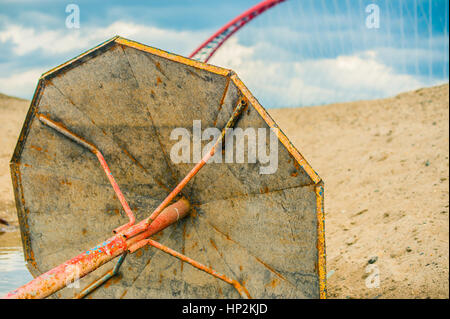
<box><xmin>0</xmin><ymin>0</ymin><xmax>448</xmax><ymax>108</ymax></box>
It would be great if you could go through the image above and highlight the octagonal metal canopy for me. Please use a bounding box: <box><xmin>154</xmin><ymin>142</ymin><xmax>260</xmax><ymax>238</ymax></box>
<box><xmin>11</xmin><ymin>36</ymin><xmax>326</xmax><ymax>299</ymax></box>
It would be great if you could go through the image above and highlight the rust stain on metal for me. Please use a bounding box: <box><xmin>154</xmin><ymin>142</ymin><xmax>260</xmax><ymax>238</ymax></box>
<box><xmin>209</xmin><ymin>223</ymin><xmax>232</xmax><ymax>242</ymax></box>
<box><xmin>119</xmin><ymin>289</ymin><xmax>128</xmax><ymax>299</ymax></box>
<box><xmin>265</xmin><ymin>278</ymin><xmax>279</xmax><ymax>289</ymax></box>
<box><xmin>115</xmin><ymin>37</ymin><xmax>231</xmax><ymax>77</ymax></box>
<box><xmin>30</xmin><ymin>145</ymin><xmax>47</xmax><ymax>153</ymax></box>
<box><xmin>119</xmin><ymin>146</ymin><xmax>147</xmax><ymax>172</ymax></box>
<box><xmin>153</xmin><ymin>177</ymin><xmax>171</xmax><ymax>192</ymax></box>
<box><xmin>209</xmin><ymin>238</ymin><xmax>223</xmax><ymax>258</ymax></box>
<box><xmin>208</xmin><ymin>221</ymin><xmax>297</xmax><ymax>289</ymax></box>
<box><xmin>146</xmin><ymin>238</ymin><xmax>251</xmax><ymax>299</ymax></box>
<box><xmin>254</xmin><ymin>256</ymin><xmax>287</xmax><ymax>282</ymax></box>
<box><xmin>230</xmin><ymin>73</ymin><xmax>321</xmax><ymax>185</ymax></box>
<box><xmin>189</xmin><ymin>207</ymin><xmax>198</xmax><ymax>219</ymax></box>
<box><xmin>10</xmin><ymin>162</ymin><xmax>39</xmax><ymax>274</ymax></box>
<box><xmin>61</xmin><ymin>180</ymin><xmax>72</xmax><ymax>186</ymax></box>
<box><xmin>219</xmin><ymin>76</ymin><xmax>230</xmax><ymax>107</ymax></box>
<box><xmin>315</xmin><ymin>183</ymin><xmax>327</xmax><ymax>299</ymax></box>
<box><xmin>41</xmin><ymin>36</ymin><xmax>119</xmax><ymax>79</ymax></box>
<box><xmin>12</xmin><ymin>79</ymin><xmax>44</xmax><ymax>163</ymax></box>
<box><xmin>153</xmin><ymin>60</ymin><xmax>167</xmax><ymax>78</ymax></box>
<box><xmin>181</xmin><ymin>222</ymin><xmax>186</xmax><ymax>272</ymax></box>
<box><xmin>213</xmin><ymin>76</ymin><xmax>231</xmax><ymax>127</ymax></box>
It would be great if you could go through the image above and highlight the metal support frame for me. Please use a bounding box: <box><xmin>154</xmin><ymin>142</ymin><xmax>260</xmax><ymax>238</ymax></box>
<box><xmin>74</xmin><ymin>253</ymin><xmax>127</xmax><ymax>299</ymax></box>
<box><xmin>38</xmin><ymin>114</ymin><xmax>136</xmax><ymax>234</ymax></box>
<box><xmin>4</xmin><ymin>99</ymin><xmax>247</xmax><ymax>299</ymax></box>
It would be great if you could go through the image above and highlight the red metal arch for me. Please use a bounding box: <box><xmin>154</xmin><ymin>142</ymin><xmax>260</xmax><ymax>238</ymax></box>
<box><xmin>189</xmin><ymin>0</ymin><xmax>286</xmax><ymax>62</ymax></box>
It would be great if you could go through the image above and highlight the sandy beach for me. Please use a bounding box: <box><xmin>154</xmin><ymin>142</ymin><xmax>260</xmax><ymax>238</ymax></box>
<box><xmin>0</xmin><ymin>84</ymin><xmax>448</xmax><ymax>298</ymax></box>
<box><xmin>270</xmin><ymin>83</ymin><xmax>449</xmax><ymax>298</ymax></box>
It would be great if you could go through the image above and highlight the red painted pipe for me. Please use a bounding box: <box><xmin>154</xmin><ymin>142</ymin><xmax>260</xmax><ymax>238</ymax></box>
<box><xmin>130</xmin><ymin>238</ymin><xmax>251</xmax><ymax>299</ymax></box>
<box><xmin>3</xmin><ymin>235</ymin><xmax>127</xmax><ymax>299</ymax></box>
<box><xmin>7</xmin><ymin>100</ymin><xmax>244</xmax><ymax>299</ymax></box>
<box><xmin>3</xmin><ymin>199</ymin><xmax>190</xmax><ymax>299</ymax></box>
<box><xmin>126</xmin><ymin>198</ymin><xmax>190</xmax><ymax>247</ymax></box>
<box><xmin>121</xmin><ymin>100</ymin><xmax>246</xmax><ymax>239</ymax></box>
<box><xmin>95</xmin><ymin>151</ymin><xmax>135</xmax><ymax>233</ymax></box>
<box><xmin>37</xmin><ymin>114</ymin><xmax>136</xmax><ymax>233</ymax></box>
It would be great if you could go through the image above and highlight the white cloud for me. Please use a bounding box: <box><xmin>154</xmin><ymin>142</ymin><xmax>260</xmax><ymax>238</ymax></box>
<box><xmin>0</xmin><ymin>21</ymin><xmax>205</xmax><ymax>56</ymax></box>
<box><xmin>0</xmin><ymin>21</ymin><xmax>207</xmax><ymax>99</ymax></box>
<box><xmin>0</xmin><ymin>21</ymin><xmax>444</xmax><ymax>106</ymax></box>
<box><xmin>0</xmin><ymin>67</ymin><xmax>47</xmax><ymax>99</ymax></box>
<box><xmin>210</xmin><ymin>37</ymin><xmax>436</xmax><ymax>107</ymax></box>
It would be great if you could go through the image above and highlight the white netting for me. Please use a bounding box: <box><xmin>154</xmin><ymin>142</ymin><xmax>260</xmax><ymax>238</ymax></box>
<box><xmin>209</xmin><ymin>0</ymin><xmax>449</xmax><ymax>108</ymax></box>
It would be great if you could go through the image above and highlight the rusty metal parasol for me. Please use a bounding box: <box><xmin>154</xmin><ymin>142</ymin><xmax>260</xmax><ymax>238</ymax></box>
<box><xmin>5</xmin><ymin>36</ymin><xmax>326</xmax><ymax>299</ymax></box>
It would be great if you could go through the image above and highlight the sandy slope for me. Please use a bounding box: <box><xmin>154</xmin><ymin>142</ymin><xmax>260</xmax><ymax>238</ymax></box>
<box><xmin>270</xmin><ymin>84</ymin><xmax>449</xmax><ymax>298</ymax></box>
<box><xmin>0</xmin><ymin>93</ymin><xmax>28</xmax><ymax>227</ymax></box>
<box><xmin>0</xmin><ymin>85</ymin><xmax>448</xmax><ymax>298</ymax></box>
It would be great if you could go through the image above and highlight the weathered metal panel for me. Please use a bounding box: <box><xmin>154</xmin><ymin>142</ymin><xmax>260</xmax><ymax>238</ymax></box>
<box><xmin>10</xmin><ymin>36</ymin><xmax>326</xmax><ymax>299</ymax></box>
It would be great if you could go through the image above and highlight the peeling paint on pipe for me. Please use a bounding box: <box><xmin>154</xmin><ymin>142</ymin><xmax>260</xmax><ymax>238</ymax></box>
<box><xmin>3</xmin><ymin>199</ymin><xmax>190</xmax><ymax>299</ymax></box>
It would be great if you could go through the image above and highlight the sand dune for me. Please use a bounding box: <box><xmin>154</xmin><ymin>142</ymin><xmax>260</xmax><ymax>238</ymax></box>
<box><xmin>270</xmin><ymin>83</ymin><xmax>449</xmax><ymax>298</ymax></box>
<box><xmin>0</xmin><ymin>84</ymin><xmax>448</xmax><ymax>298</ymax></box>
